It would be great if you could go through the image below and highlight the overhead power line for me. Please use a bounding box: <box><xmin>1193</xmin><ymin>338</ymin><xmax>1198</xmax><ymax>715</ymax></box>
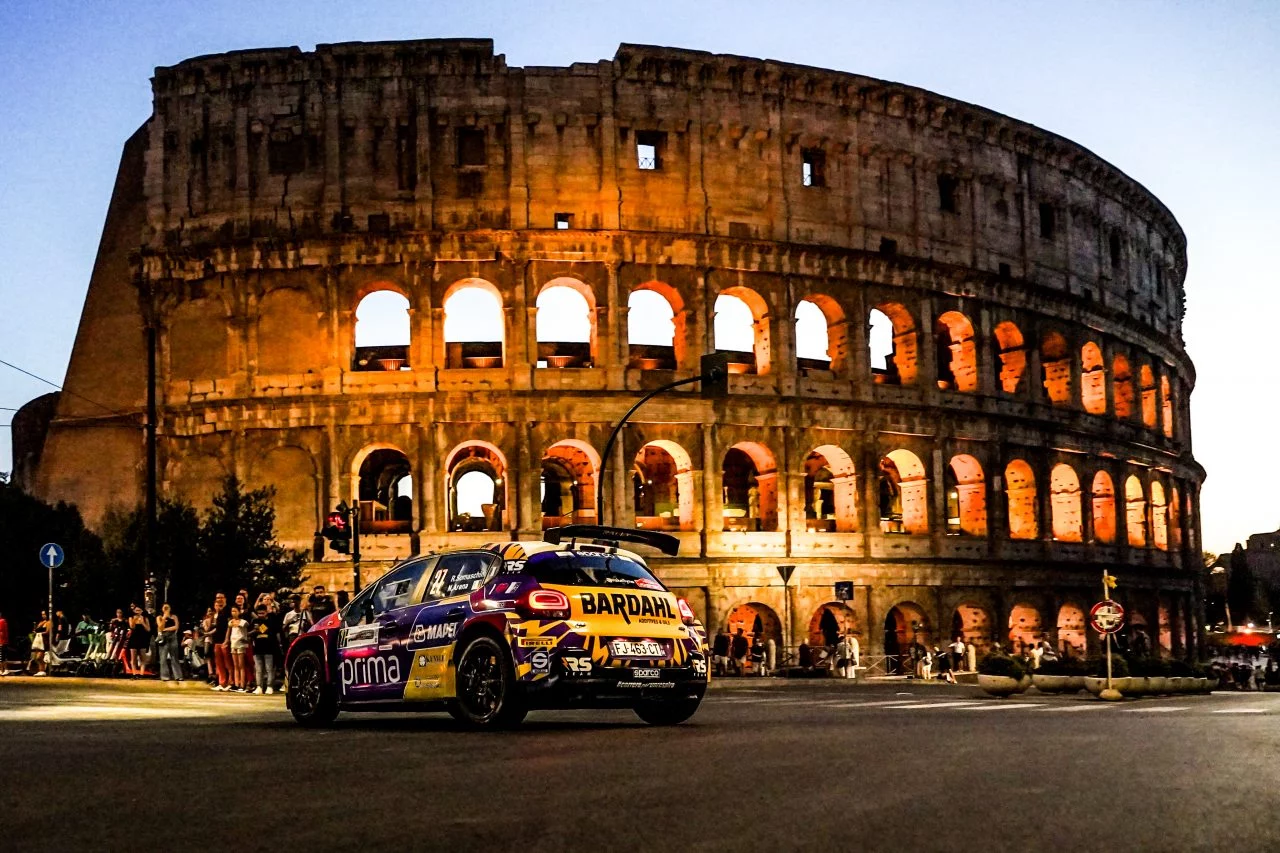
<box><xmin>0</xmin><ymin>357</ymin><xmax>125</xmax><ymax>417</ymax></box>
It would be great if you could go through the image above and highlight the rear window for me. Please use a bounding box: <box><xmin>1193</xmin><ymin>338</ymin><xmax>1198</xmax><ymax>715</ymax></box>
<box><xmin>526</xmin><ymin>551</ymin><xmax>666</xmax><ymax>590</ymax></box>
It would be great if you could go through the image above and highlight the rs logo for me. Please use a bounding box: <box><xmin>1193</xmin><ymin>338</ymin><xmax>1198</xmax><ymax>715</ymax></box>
<box><xmin>563</xmin><ymin>656</ymin><xmax>592</xmax><ymax>673</ymax></box>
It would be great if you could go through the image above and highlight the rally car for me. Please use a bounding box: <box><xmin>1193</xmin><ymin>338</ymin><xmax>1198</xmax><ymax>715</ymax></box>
<box><xmin>284</xmin><ymin>526</ymin><xmax>709</xmax><ymax>728</ymax></box>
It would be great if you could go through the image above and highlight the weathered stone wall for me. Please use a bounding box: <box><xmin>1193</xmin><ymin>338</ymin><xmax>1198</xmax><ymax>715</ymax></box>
<box><xmin>26</xmin><ymin>40</ymin><xmax>1204</xmax><ymax>658</ymax></box>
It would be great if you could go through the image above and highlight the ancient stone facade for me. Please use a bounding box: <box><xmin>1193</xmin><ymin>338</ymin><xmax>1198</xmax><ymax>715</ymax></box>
<box><xmin>25</xmin><ymin>39</ymin><xmax>1205</xmax><ymax>660</ymax></box>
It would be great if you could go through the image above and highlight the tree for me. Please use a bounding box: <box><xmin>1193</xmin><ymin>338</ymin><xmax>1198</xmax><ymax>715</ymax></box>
<box><xmin>99</xmin><ymin>497</ymin><xmax>202</xmax><ymax>617</ymax></box>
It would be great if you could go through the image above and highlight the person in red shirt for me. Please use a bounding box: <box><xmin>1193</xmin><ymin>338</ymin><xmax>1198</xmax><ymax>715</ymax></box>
<box><xmin>0</xmin><ymin>611</ymin><xmax>9</xmax><ymax>674</ymax></box>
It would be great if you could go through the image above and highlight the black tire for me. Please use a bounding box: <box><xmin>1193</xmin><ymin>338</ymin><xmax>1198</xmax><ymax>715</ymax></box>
<box><xmin>634</xmin><ymin>696</ymin><xmax>702</xmax><ymax>726</ymax></box>
<box><xmin>452</xmin><ymin>635</ymin><xmax>526</xmax><ymax>728</ymax></box>
<box><xmin>287</xmin><ymin>649</ymin><xmax>339</xmax><ymax>727</ymax></box>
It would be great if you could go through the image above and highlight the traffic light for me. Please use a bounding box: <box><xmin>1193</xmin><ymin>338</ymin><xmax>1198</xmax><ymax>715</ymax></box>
<box><xmin>323</xmin><ymin>508</ymin><xmax>352</xmax><ymax>554</ymax></box>
<box><xmin>700</xmin><ymin>352</ymin><xmax>732</xmax><ymax>399</ymax></box>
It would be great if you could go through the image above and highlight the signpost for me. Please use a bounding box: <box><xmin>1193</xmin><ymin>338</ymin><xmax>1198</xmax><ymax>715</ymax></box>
<box><xmin>777</xmin><ymin>565</ymin><xmax>796</xmax><ymax>654</ymax></box>
<box><xmin>40</xmin><ymin>543</ymin><xmax>65</xmax><ymax>631</ymax></box>
<box><xmin>1091</xmin><ymin>571</ymin><xmax>1124</xmax><ymax>700</ymax></box>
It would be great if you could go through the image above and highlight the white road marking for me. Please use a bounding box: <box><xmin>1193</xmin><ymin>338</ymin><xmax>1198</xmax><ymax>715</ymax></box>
<box><xmin>0</xmin><ymin>704</ymin><xmax>216</xmax><ymax>721</ymax></box>
<box><xmin>955</xmin><ymin>703</ymin><xmax>1046</xmax><ymax>711</ymax></box>
<box><xmin>1211</xmin><ymin>708</ymin><xmax>1267</xmax><ymax>714</ymax></box>
<box><xmin>1121</xmin><ymin>706</ymin><xmax>1188</xmax><ymax>713</ymax></box>
<box><xmin>1037</xmin><ymin>704</ymin><xmax>1113</xmax><ymax>712</ymax></box>
<box><xmin>895</xmin><ymin>701</ymin><xmax>980</xmax><ymax>710</ymax></box>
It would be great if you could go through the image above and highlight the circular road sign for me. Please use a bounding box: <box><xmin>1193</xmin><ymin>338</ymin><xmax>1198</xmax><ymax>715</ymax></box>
<box><xmin>1089</xmin><ymin>599</ymin><xmax>1126</xmax><ymax>634</ymax></box>
<box><xmin>39</xmin><ymin>542</ymin><xmax>65</xmax><ymax>569</ymax></box>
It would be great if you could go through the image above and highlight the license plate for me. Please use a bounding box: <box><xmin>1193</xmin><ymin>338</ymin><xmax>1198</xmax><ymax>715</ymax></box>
<box><xmin>631</xmin><ymin>668</ymin><xmax>661</xmax><ymax>679</ymax></box>
<box><xmin>611</xmin><ymin>640</ymin><xmax>666</xmax><ymax>658</ymax></box>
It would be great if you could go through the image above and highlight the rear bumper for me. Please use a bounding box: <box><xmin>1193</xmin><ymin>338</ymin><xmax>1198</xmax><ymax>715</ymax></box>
<box><xmin>524</xmin><ymin>663</ymin><xmax>708</xmax><ymax>708</ymax></box>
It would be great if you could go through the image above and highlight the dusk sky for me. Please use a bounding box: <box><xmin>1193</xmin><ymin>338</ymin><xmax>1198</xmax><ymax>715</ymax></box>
<box><xmin>1</xmin><ymin>1</ymin><xmax>1275</xmax><ymax>555</ymax></box>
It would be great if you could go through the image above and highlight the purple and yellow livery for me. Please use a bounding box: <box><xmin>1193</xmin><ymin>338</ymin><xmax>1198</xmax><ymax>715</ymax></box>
<box><xmin>284</xmin><ymin>526</ymin><xmax>709</xmax><ymax>728</ymax></box>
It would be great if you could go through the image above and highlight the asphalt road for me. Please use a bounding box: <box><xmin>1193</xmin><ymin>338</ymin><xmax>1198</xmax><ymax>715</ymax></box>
<box><xmin>1</xmin><ymin>677</ymin><xmax>1277</xmax><ymax>852</ymax></box>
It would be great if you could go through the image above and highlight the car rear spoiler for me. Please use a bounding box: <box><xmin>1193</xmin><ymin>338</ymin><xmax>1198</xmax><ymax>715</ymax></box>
<box><xmin>544</xmin><ymin>525</ymin><xmax>681</xmax><ymax>557</ymax></box>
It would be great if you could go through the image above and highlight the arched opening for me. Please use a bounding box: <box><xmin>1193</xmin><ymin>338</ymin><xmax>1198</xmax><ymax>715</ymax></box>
<box><xmin>883</xmin><ymin>602</ymin><xmax>932</xmax><ymax>673</ymax></box>
<box><xmin>633</xmin><ymin>440</ymin><xmax>695</xmax><ymax>531</ymax></box>
<box><xmin>803</xmin><ymin>445</ymin><xmax>857</xmax><ymax>532</ymax></box>
<box><xmin>1081</xmin><ymin>342</ymin><xmax>1106</xmax><ymax>415</ymax></box>
<box><xmin>1125</xmin><ymin>474</ymin><xmax>1147</xmax><ymax>547</ymax></box>
<box><xmin>1007</xmin><ymin>603</ymin><xmax>1043</xmax><ymax>654</ymax></box>
<box><xmin>1170</xmin><ymin>486</ymin><xmax>1183</xmax><ymax>551</ymax></box>
<box><xmin>353</xmin><ymin>290</ymin><xmax>411</xmax><ymax>372</ymax></box>
<box><xmin>540</xmin><ymin>440</ymin><xmax>599</xmax><ymax>529</ymax></box>
<box><xmin>1158</xmin><ymin>602</ymin><xmax>1173</xmax><ymax>655</ymax></box>
<box><xmin>723</xmin><ymin>602</ymin><xmax>782</xmax><ymax>647</ymax></box>
<box><xmin>879</xmin><ymin>449</ymin><xmax>928</xmax><ymax>535</ymax></box>
<box><xmin>795</xmin><ymin>295</ymin><xmax>848</xmax><ymax>376</ymax></box>
<box><xmin>714</xmin><ymin>287</ymin><xmax>771</xmax><ymax>375</ymax></box>
<box><xmin>869</xmin><ymin>303</ymin><xmax>918</xmax><ymax>385</ymax></box>
<box><xmin>1151</xmin><ymin>481</ymin><xmax>1168</xmax><ymax>551</ymax></box>
<box><xmin>933</xmin><ymin>310</ymin><xmax>978</xmax><ymax>392</ymax></box>
<box><xmin>1112</xmin><ymin>354</ymin><xmax>1135</xmax><ymax>420</ymax></box>
<box><xmin>951</xmin><ymin>604</ymin><xmax>992</xmax><ymax>659</ymax></box>
<box><xmin>1139</xmin><ymin>365</ymin><xmax>1157</xmax><ymax>428</ymax></box>
<box><xmin>1056</xmin><ymin>604</ymin><xmax>1087</xmax><ymax>658</ymax></box>
<box><xmin>444</xmin><ymin>281</ymin><xmax>504</xmax><ymax>369</ymax></box>
<box><xmin>1161</xmin><ymin>374</ymin><xmax>1174</xmax><ymax>437</ymax></box>
<box><xmin>627</xmin><ymin>285</ymin><xmax>681</xmax><ymax>370</ymax></box>
<box><xmin>946</xmin><ymin>454</ymin><xmax>987</xmax><ymax>536</ymax></box>
<box><xmin>536</xmin><ymin>280</ymin><xmax>594</xmax><ymax>368</ymax></box>
<box><xmin>808</xmin><ymin>603</ymin><xmax>858</xmax><ymax>648</ymax></box>
<box><xmin>1049</xmin><ymin>463</ymin><xmax>1083</xmax><ymax>542</ymax></box>
<box><xmin>446</xmin><ymin>442</ymin><xmax>507</xmax><ymax>532</ymax></box>
<box><xmin>1040</xmin><ymin>331</ymin><xmax>1071</xmax><ymax>406</ymax></box>
<box><xmin>356</xmin><ymin>447</ymin><xmax>413</xmax><ymax>534</ymax></box>
<box><xmin>993</xmin><ymin>321</ymin><xmax>1026</xmax><ymax>394</ymax></box>
<box><xmin>722</xmin><ymin>442</ymin><xmax>778</xmax><ymax>532</ymax></box>
<box><xmin>1091</xmin><ymin>471</ymin><xmax>1117</xmax><ymax>544</ymax></box>
<box><xmin>1004</xmin><ymin>459</ymin><xmax>1039</xmax><ymax>540</ymax></box>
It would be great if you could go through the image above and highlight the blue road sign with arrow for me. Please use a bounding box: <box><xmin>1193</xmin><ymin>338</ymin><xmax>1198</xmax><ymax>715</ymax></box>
<box><xmin>40</xmin><ymin>542</ymin><xmax>65</xmax><ymax>569</ymax></box>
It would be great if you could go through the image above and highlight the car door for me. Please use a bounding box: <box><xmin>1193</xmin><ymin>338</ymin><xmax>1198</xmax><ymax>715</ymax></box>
<box><xmin>402</xmin><ymin>551</ymin><xmax>501</xmax><ymax>702</ymax></box>
<box><xmin>336</xmin><ymin>559</ymin><xmax>433</xmax><ymax>704</ymax></box>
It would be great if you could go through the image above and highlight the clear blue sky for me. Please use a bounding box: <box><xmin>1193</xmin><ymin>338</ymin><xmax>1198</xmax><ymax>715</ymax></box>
<box><xmin>1</xmin><ymin>0</ymin><xmax>1276</xmax><ymax>554</ymax></box>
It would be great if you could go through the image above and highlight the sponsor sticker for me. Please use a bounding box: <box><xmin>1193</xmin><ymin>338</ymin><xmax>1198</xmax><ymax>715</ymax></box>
<box><xmin>632</xmin><ymin>668</ymin><xmax>661</xmax><ymax>679</ymax></box>
<box><xmin>635</xmin><ymin>578</ymin><xmax>663</xmax><ymax>591</ymax></box>
<box><xmin>562</xmin><ymin>656</ymin><xmax>592</xmax><ymax>674</ymax></box>
<box><xmin>530</xmin><ymin>651</ymin><xmax>551</xmax><ymax>673</ymax></box>
<box><xmin>338</xmin><ymin>624</ymin><xmax>379</xmax><ymax>650</ymax></box>
<box><xmin>410</xmin><ymin>621</ymin><xmax>458</xmax><ymax>646</ymax></box>
<box><xmin>518</xmin><ymin>636</ymin><xmax>557</xmax><ymax>648</ymax></box>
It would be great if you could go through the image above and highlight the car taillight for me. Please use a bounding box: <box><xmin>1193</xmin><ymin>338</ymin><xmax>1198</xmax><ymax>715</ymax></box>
<box><xmin>516</xmin><ymin>588</ymin><xmax>571</xmax><ymax>620</ymax></box>
<box><xmin>677</xmin><ymin>598</ymin><xmax>696</xmax><ymax>625</ymax></box>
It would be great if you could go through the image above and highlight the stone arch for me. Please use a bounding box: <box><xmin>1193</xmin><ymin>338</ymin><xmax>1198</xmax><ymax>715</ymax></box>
<box><xmin>1125</xmin><ymin>474</ymin><xmax>1147</xmax><ymax>547</ymax></box>
<box><xmin>879</xmin><ymin>449</ymin><xmax>928</xmax><ymax>535</ymax></box>
<box><xmin>714</xmin><ymin>286</ymin><xmax>771</xmax><ymax>375</ymax></box>
<box><xmin>951</xmin><ymin>603</ymin><xmax>994</xmax><ymax>657</ymax></box>
<box><xmin>248</xmin><ymin>445</ymin><xmax>318</xmax><ymax>544</ymax></box>
<box><xmin>445</xmin><ymin>440</ymin><xmax>508</xmax><ymax>532</ymax></box>
<box><xmin>933</xmin><ymin>310</ymin><xmax>978</xmax><ymax>392</ymax></box>
<box><xmin>1008</xmin><ymin>603</ymin><xmax>1044</xmax><ymax>653</ymax></box>
<box><xmin>808</xmin><ymin>602</ymin><xmax>858</xmax><ymax>647</ymax></box>
<box><xmin>540</xmin><ymin>439</ymin><xmax>600</xmax><ymax>529</ymax></box>
<box><xmin>257</xmin><ymin>288</ymin><xmax>324</xmax><ymax>375</ymax></box>
<box><xmin>795</xmin><ymin>294</ymin><xmax>849</xmax><ymax>376</ymax></box>
<box><xmin>722</xmin><ymin>441</ymin><xmax>779</xmax><ymax>531</ymax></box>
<box><xmin>633</xmin><ymin>439</ymin><xmax>695</xmax><ymax>531</ymax></box>
<box><xmin>627</xmin><ymin>282</ymin><xmax>684</xmax><ymax>370</ymax></box>
<box><xmin>353</xmin><ymin>288</ymin><xmax>411</xmax><ymax>372</ymax></box>
<box><xmin>1049</xmin><ymin>463</ymin><xmax>1083</xmax><ymax>543</ymax></box>
<box><xmin>167</xmin><ymin>299</ymin><xmax>229</xmax><ymax>382</ymax></box>
<box><xmin>1091</xmin><ymin>470</ymin><xmax>1117</xmax><ymax>544</ymax></box>
<box><xmin>351</xmin><ymin>444</ymin><xmax>413</xmax><ymax>534</ymax></box>
<box><xmin>1081</xmin><ymin>341</ymin><xmax>1106</xmax><ymax>415</ymax></box>
<box><xmin>168</xmin><ymin>451</ymin><xmax>228</xmax><ymax>512</ymax></box>
<box><xmin>1040</xmin><ymin>331</ymin><xmax>1071</xmax><ymax>406</ymax></box>
<box><xmin>945</xmin><ymin>454</ymin><xmax>987</xmax><ymax>536</ymax></box>
<box><xmin>1151</xmin><ymin>480</ymin><xmax>1169</xmax><ymax>551</ymax></box>
<box><xmin>1139</xmin><ymin>364</ymin><xmax>1158</xmax><ymax>428</ymax></box>
<box><xmin>723</xmin><ymin>602</ymin><xmax>782</xmax><ymax>646</ymax></box>
<box><xmin>992</xmin><ymin>321</ymin><xmax>1026</xmax><ymax>394</ymax></box>
<box><xmin>443</xmin><ymin>278</ymin><xmax>504</xmax><ymax>369</ymax></box>
<box><xmin>1161</xmin><ymin>374</ymin><xmax>1174</xmax><ymax>437</ymax></box>
<box><xmin>1113</xmin><ymin>354</ymin><xmax>1135</xmax><ymax>420</ymax></box>
<box><xmin>883</xmin><ymin>601</ymin><xmax>932</xmax><ymax>672</ymax></box>
<box><xmin>869</xmin><ymin>302</ymin><xmax>918</xmax><ymax>385</ymax></box>
<box><xmin>1170</xmin><ymin>486</ymin><xmax>1183</xmax><ymax>551</ymax></box>
<box><xmin>1004</xmin><ymin>459</ymin><xmax>1039</xmax><ymax>540</ymax></box>
<box><xmin>803</xmin><ymin>444</ymin><xmax>857</xmax><ymax>532</ymax></box>
<box><xmin>536</xmin><ymin>277</ymin><xmax>595</xmax><ymax>368</ymax></box>
<box><xmin>1057</xmin><ymin>603</ymin><xmax>1088</xmax><ymax>657</ymax></box>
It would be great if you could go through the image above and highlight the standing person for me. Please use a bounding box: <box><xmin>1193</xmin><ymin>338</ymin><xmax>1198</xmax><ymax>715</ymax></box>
<box><xmin>935</xmin><ymin>646</ymin><xmax>955</xmax><ymax>683</ymax></box>
<box><xmin>919</xmin><ymin>645</ymin><xmax>933</xmax><ymax>680</ymax></box>
<box><xmin>106</xmin><ymin>608</ymin><xmax>128</xmax><ymax>665</ymax></box>
<box><xmin>0</xmin><ymin>610</ymin><xmax>8</xmax><ymax>675</ymax></box>
<box><xmin>155</xmin><ymin>603</ymin><xmax>183</xmax><ymax>682</ymax></box>
<box><xmin>199</xmin><ymin>608</ymin><xmax>216</xmax><ymax>683</ymax></box>
<box><xmin>750</xmin><ymin>633</ymin><xmax>765</xmax><ymax>676</ymax></box>
<box><xmin>233</xmin><ymin>592</ymin><xmax>254</xmax><ymax>683</ymax></box>
<box><xmin>249</xmin><ymin>604</ymin><xmax>280</xmax><ymax>695</ymax></box>
<box><xmin>210</xmin><ymin>593</ymin><xmax>233</xmax><ymax>691</ymax></box>
<box><xmin>29</xmin><ymin>612</ymin><xmax>50</xmax><ymax>675</ymax></box>
<box><xmin>227</xmin><ymin>606</ymin><xmax>249</xmax><ymax>691</ymax></box>
<box><xmin>765</xmin><ymin>635</ymin><xmax>777</xmax><ymax>677</ymax></box>
<box><xmin>837</xmin><ymin>633</ymin><xmax>857</xmax><ymax>679</ymax></box>
<box><xmin>711</xmin><ymin>630</ymin><xmax>731</xmax><ymax>676</ymax></box>
<box><xmin>52</xmin><ymin>610</ymin><xmax>71</xmax><ymax>651</ymax></box>
<box><xmin>950</xmin><ymin>637</ymin><xmax>966</xmax><ymax>673</ymax></box>
<box><xmin>309</xmin><ymin>585</ymin><xmax>336</xmax><ymax>625</ymax></box>
<box><xmin>281</xmin><ymin>596</ymin><xmax>312</xmax><ymax>649</ymax></box>
<box><xmin>126</xmin><ymin>604</ymin><xmax>153</xmax><ymax>676</ymax></box>
<box><xmin>730</xmin><ymin>629</ymin><xmax>749</xmax><ymax>676</ymax></box>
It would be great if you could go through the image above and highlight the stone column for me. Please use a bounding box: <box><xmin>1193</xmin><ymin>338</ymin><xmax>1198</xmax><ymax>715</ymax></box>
<box><xmin>701</xmin><ymin>424</ymin><xmax>719</xmax><ymax>542</ymax></box>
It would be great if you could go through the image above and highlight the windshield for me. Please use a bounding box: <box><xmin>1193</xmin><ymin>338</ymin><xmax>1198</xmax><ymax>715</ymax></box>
<box><xmin>526</xmin><ymin>551</ymin><xmax>666</xmax><ymax>590</ymax></box>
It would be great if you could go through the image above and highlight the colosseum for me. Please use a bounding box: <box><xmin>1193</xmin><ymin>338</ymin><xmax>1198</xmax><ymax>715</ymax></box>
<box><xmin>18</xmin><ymin>38</ymin><xmax>1205</xmax><ymax>664</ymax></box>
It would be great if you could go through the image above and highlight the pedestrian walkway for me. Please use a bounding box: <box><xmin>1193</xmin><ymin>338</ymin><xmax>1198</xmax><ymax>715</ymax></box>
<box><xmin>711</xmin><ymin>691</ymin><xmax>1280</xmax><ymax>717</ymax></box>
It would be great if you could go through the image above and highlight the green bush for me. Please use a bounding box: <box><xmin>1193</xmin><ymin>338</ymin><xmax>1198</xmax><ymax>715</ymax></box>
<box><xmin>1036</xmin><ymin>657</ymin><xmax>1064</xmax><ymax>675</ymax></box>
<box><xmin>1089</xmin><ymin>656</ymin><xmax>1129</xmax><ymax>678</ymax></box>
<box><xmin>978</xmin><ymin>654</ymin><xmax>1025</xmax><ymax>679</ymax></box>
<box><xmin>1169</xmin><ymin>659</ymin><xmax>1193</xmax><ymax>677</ymax></box>
<box><xmin>1061</xmin><ymin>657</ymin><xmax>1091</xmax><ymax>676</ymax></box>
